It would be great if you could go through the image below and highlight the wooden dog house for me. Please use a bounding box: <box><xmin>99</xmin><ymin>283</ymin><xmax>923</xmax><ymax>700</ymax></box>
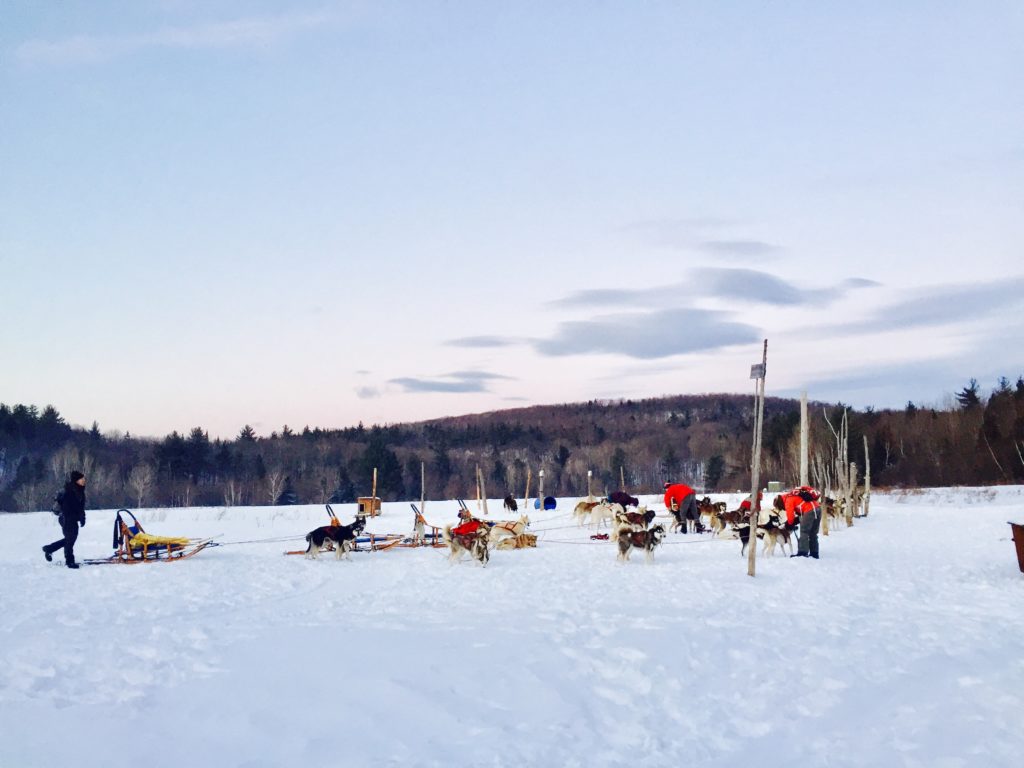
<box><xmin>357</xmin><ymin>496</ymin><xmax>382</xmax><ymax>517</ymax></box>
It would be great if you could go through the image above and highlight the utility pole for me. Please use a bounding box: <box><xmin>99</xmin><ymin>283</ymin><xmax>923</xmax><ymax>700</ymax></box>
<box><xmin>748</xmin><ymin>340</ymin><xmax>768</xmax><ymax>578</ymax></box>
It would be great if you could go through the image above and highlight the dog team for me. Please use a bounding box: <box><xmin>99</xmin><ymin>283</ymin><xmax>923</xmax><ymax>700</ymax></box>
<box><xmin>305</xmin><ymin>482</ymin><xmax>824</xmax><ymax>566</ymax></box>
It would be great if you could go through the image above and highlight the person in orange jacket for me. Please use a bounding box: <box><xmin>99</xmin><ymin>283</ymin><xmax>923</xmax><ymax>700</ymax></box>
<box><xmin>782</xmin><ymin>486</ymin><xmax>821</xmax><ymax>558</ymax></box>
<box><xmin>664</xmin><ymin>482</ymin><xmax>700</xmax><ymax>533</ymax></box>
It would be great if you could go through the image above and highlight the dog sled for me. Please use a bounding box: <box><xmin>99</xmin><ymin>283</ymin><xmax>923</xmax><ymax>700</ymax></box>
<box><xmin>284</xmin><ymin>504</ymin><xmax>447</xmax><ymax>556</ymax></box>
<box><xmin>84</xmin><ymin>509</ymin><xmax>215</xmax><ymax>565</ymax></box>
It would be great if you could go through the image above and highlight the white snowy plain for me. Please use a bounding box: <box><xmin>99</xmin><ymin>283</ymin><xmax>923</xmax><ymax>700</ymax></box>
<box><xmin>2</xmin><ymin>487</ymin><xmax>1023</xmax><ymax>768</ymax></box>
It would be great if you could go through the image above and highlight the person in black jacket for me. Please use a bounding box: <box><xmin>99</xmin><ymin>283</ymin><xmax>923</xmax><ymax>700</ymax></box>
<box><xmin>42</xmin><ymin>470</ymin><xmax>87</xmax><ymax>569</ymax></box>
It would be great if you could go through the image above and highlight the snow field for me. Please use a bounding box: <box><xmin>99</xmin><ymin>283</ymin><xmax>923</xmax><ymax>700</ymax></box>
<box><xmin>1</xmin><ymin>488</ymin><xmax>1023</xmax><ymax>767</ymax></box>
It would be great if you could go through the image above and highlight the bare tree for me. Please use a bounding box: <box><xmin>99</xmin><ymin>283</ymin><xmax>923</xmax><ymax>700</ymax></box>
<box><xmin>127</xmin><ymin>463</ymin><xmax>156</xmax><ymax>508</ymax></box>
<box><xmin>14</xmin><ymin>482</ymin><xmax>44</xmax><ymax>512</ymax></box>
<box><xmin>265</xmin><ymin>468</ymin><xmax>285</xmax><ymax>505</ymax></box>
<box><xmin>223</xmin><ymin>478</ymin><xmax>241</xmax><ymax>506</ymax></box>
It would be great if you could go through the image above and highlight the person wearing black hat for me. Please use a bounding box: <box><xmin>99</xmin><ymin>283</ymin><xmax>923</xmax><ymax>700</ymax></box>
<box><xmin>42</xmin><ymin>470</ymin><xmax>87</xmax><ymax>569</ymax></box>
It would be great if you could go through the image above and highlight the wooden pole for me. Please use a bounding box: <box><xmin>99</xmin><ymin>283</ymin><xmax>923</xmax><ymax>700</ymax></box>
<box><xmin>538</xmin><ymin>469</ymin><xmax>545</xmax><ymax>511</ymax></box>
<box><xmin>523</xmin><ymin>468</ymin><xmax>532</xmax><ymax>513</ymax></box>
<box><xmin>863</xmin><ymin>434</ymin><xmax>871</xmax><ymax>517</ymax></box>
<box><xmin>619</xmin><ymin>466</ymin><xmax>625</xmax><ymax>492</ymax></box>
<box><xmin>479</xmin><ymin>465</ymin><xmax>489</xmax><ymax>516</ymax></box>
<box><xmin>371</xmin><ymin>467</ymin><xmax>378</xmax><ymax>515</ymax></box>
<box><xmin>475</xmin><ymin>465</ymin><xmax>482</xmax><ymax>512</ymax></box>
<box><xmin>748</xmin><ymin>339</ymin><xmax>768</xmax><ymax>578</ymax></box>
<box><xmin>587</xmin><ymin>470</ymin><xmax>593</xmax><ymax>501</ymax></box>
<box><xmin>420</xmin><ymin>461</ymin><xmax>426</xmax><ymax>515</ymax></box>
<box><xmin>800</xmin><ymin>391</ymin><xmax>809</xmax><ymax>487</ymax></box>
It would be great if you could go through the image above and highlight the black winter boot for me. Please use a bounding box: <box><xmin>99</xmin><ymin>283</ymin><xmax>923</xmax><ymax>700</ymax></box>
<box><xmin>67</xmin><ymin>562</ymin><xmax>80</xmax><ymax>569</ymax></box>
<box><xmin>42</xmin><ymin>546</ymin><xmax>52</xmax><ymax>562</ymax></box>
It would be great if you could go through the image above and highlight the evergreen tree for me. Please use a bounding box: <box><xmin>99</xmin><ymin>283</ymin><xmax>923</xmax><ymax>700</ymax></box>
<box><xmin>238</xmin><ymin>424</ymin><xmax>257</xmax><ymax>442</ymax></box>
<box><xmin>185</xmin><ymin>427</ymin><xmax>211</xmax><ymax>481</ymax></box>
<box><xmin>555</xmin><ymin>445</ymin><xmax>571</xmax><ymax>470</ymax></box>
<box><xmin>705</xmin><ymin>454</ymin><xmax>725</xmax><ymax>491</ymax></box>
<box><xmin>276</xmin><ymin>476</ymin><xmax>299</xmax><ymax>505</ymax></box>
<box><xmin>360</xmin><ymin>437</ymin><xmax>404</xmax><ymax>499</ymax></box>
<box><xmin>660</xmin><ymin>446</ymin><xmax>681</xmax><ymax>479</ymax></box>
<box><xmin>329</xmin><ymin>463</ymin><xmax>356</xmax><ymax>503</ymax></box>
<box><xmin>956</xmin><ymin>379</ymin><xmax>982</xmax><ymax>409</ymax></box>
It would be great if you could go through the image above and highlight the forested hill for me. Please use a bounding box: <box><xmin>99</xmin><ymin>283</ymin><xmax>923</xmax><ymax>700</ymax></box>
<box><xmin>2</xmin><ymin>377</ymin><xmax>1023</xmax><ymax>511</ymax></box>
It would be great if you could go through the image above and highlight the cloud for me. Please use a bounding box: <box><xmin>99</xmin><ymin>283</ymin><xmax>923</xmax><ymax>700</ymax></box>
<box><xmin>620</xmin><ymin>217</ymin><xmax>736</xmax><ymax>249</ymax></box>
<box><xmin>444</xmin><ymin>335</ymin><xmax>522</xmax><ymax>348</ymax></box>
<box><xmin>825</xmin><ymin>277</ymin><xmax>1024</xmax><ymax>335</ymax></box>
<box><xmin>697</xmin><ymin>240</ymin><xmax>781</xmax><ymax>259</ymax></box>
<box><xmin>551</xmin><ymin>269</ymin><xmax>878</xmax><ymax>310</ymax></box>
<box><xmin>551</xmin><ymin>285</ymin><xmax>681</xmax><ymax>308</ymax></box>
<box><xmin>15</xmin><ymin>11</ymin><xmax>334</xmax><ymax>66</ymax></box>
<box><xmin>389</xmin><ymin>370</ymin><xmax>514</xmax><ymax>394</ymax></box>
<box><xmin>532</xmin><ymin>308</ymin><xmax>760</xmax><ymax>359</ymax></box>
<box><xmin>355</xmin><ymin>386</ymin><xmax>381</xmax><ymax>400</ymax></box>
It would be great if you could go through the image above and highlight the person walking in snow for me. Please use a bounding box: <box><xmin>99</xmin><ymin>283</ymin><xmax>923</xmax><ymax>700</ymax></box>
<box><xmin>664</xmin><ymin>482</ymin><xmax>699</xmax><ymax>533</ymax></box>
<box><xmin>42</xmin><ymin>470</ymin><xmax>87</xmax><ymax>569</ymax></box>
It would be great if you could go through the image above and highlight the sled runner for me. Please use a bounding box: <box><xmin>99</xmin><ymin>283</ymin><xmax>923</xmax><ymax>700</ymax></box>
<box><xmin>84</xmin><ymin>509</ymin><xmax>214</xmax><ymax>564</ymax></box>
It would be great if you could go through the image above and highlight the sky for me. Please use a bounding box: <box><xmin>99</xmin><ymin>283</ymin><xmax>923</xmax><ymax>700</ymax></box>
<box><xmin>2</xmin><ymin>1</ymin><xmax>1022</xmax><ymax>439</ymax></box>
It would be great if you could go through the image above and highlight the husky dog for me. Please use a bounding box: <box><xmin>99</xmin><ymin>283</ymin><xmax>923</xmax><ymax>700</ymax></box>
<box><xmin>305</xmin><ymin>516</ymin><xmax>366</xmax><ymax>560</ymax></box>
<box><xmin>616</xmin><ymin>524</ymin><xmax>666</xmax><ymax>563</ymax></box>
<box><xmin>442</xmin><ymin>522</ymin><xmax>490</xmax><ymax>566</ymax></box>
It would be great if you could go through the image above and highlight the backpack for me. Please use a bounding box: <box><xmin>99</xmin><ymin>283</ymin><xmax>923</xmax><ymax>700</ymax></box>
<box><xmin>51</xmin><ymin>490</ymin><xmax>65</xmax><ymax>516</ymax></box>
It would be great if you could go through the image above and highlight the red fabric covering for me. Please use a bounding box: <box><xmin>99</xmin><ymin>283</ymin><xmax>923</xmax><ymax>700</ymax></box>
<box><xmin>452</xmin><ymin>520</ymin><xmax>481</xmax><ymax>537</ymax></box>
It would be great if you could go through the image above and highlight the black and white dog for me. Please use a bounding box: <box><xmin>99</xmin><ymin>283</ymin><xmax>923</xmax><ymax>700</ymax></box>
<box><xmin>305</xmin><ymin>516</ymin><xmax>366</xmax><ymax>560</ymax></box>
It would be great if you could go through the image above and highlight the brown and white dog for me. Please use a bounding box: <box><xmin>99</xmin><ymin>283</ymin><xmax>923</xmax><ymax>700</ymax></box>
<box><xmin>442</xmin><ymin>523</ymin><xmax>490</xmax><ymax>566</ymax></box>
<box><xmin>487</xmin><ymin>514</ymin><xmax>530</xmax><ymax>546</ymax></box>
<box><xmin>617</xmin><ymin>524</ymin><xmax>666</xmax><ymax>563</ymax></box>
<box><xmin>305</xmin><ymin>515</ymin><xmax>366</xmax><ymax>560</ymax></box>
<box><xmin>573</xmin><ymin>500</ymin><xmax>600</xmax><ymax>526</ymax></box>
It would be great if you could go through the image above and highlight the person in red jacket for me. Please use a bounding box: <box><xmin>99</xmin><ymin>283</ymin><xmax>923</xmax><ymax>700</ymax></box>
<box><xmin>738</xmin><ymin>490</ymin><xmax>763</xmax><ymax>514</ymax></box>
<box><xmin>664</xmin><ymin>482</ymin><xmax>699</xmax><ymax>533</ymax></box>
<box><xmin>782</xmin><ymin>486</ymin><xmax>821</xmax><ymax>558</ymax></box>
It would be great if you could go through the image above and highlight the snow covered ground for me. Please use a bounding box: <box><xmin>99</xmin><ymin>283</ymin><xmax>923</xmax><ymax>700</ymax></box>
<box><xmin>2</xmin><ymin>488</ymin><xmax>1023</xmax><ymax>768</ymax></box>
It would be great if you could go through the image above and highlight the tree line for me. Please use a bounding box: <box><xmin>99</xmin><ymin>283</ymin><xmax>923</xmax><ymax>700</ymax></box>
<box><xmin>2</xmin><ymin>376</ymin><xmax>1023</xmax><ymax>512</ymax></box>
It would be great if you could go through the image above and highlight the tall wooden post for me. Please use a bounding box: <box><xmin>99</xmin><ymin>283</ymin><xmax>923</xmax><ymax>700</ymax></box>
<box><xmin>587</xmin><ymin>470</ymin><xmax>593</xmax><ymax>501</ymax></box>
<box><xmin>523</xmin><ymin>468</ymin><xmax>531</xmax><ymax>513</ymax></box>
<box><xmin>748</xmin><ymin>340</ymin><xmax>768</xmax><ymax>577</ymax></box>
<box><xmin>800</xmin><ymin>391</ymin><xmax>809</xmax><ymax>486</ymax></box>
<box><xmin>847</xmin><ymin>462</ymin><xmax>857</xmax><ymax>526</ymax></box>
<box><xmin>478</xmin><ymin>465</ymin><xmax>489</xmax><ymax>516</ymax></box>
<box><xmin>371</xmin><ymin>467</ymin><xmax>378</xmax><ymax>513</ymax></box>
<box><xmin>420</xmin><ymin>462</ymin><xmax>426</xmax><ymax>514</ymax></box>
<box><xmin>538</xmin><ymin>469</ymin><xmax>545</xmax><ymax>511</ymax></box>
<box><xmin>619</xmin><ymin>466</ymin><xmax>625</xmax><ymax>491</ymax></box>
<box><xmin>863</xmin><ymin>435</ymin><xmax>871</xmax><ymax>517</ymax></box>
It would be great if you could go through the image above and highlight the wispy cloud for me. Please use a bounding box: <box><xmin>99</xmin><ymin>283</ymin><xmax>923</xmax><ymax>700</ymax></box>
<box><xmin>697</xmin><ymin>240</ymin><xmax>781</xmax><ymax>259</ymax></box>
<box><xmin>823</xmin><ymin>277</ymin><xmax>1024</xmax><ymax>335</ymax></box>
<box><xmin>444</xmin><ymin>335</ymin><xmax>523</xmax><ymax>349</ymax></box>
<box><xmin>550</xmin><ymin>269</ymin><xmax>878</xmax><ymax>310</ymax></box>
<box><xmin>15</xmin><ymin>11</ymin><xmax>335</xmax><ymax>66</ymax></box>
<box><xmin>390</xmin><ymin>370</ymin><xmax>515</xmax><ymax>394</ymax></box>
<box><xmin>355</xmin><ymin>386</ymin><xmax>381</xmax><ymax>400</ymax></box>
<box><xmin>532</xmin><ymin>308</ymin><xmax>759</xmax><ymax>359</ymax></box>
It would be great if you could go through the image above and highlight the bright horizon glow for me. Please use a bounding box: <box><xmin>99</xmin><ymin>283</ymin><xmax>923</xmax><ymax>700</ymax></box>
<box><xmin>2</xmin><ymin>1</ymin><xmax>1022</xmax><ymax>439</ymax></box>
